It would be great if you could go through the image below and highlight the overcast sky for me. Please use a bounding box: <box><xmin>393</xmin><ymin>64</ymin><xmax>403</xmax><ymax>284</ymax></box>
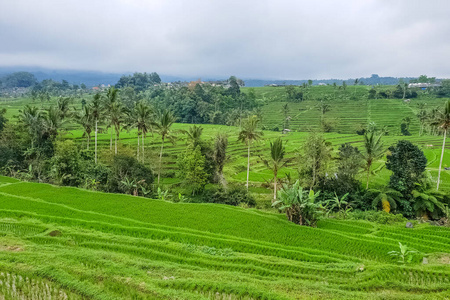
<box><xmin>1</xmin><ymin>0</ymin><xmax>449</xmax><ymax>79</ymax></box>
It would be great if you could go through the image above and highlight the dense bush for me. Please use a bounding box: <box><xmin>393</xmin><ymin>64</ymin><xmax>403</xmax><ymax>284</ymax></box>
<box><xmin>386</xmin><ymin>140</ymin><xmax>427</xmax><ymax>195</ymax></box>
<box><xmin>107</xmin><ymin>155</ymin><xmax>154</xmax><ymax>195</ymax></box>
<box><xmin>202</xmin><ymin>184</ymin><xmax>256</xmax><ymax>207</ymax></box>
<box><xmin>348</xmin><ymin>210</ymin><xmax>408</xmax><ymax>224</ymax></box>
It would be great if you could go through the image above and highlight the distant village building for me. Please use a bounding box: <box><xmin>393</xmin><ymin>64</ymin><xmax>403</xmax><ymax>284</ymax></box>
<box><xmin>408</xmin><ymin>83</ymin><xmax>441</xmax><ymax>89</ymax></box>
<box><xmin>188</xmin><ymin>79</ymin><xmax>203</xmax><ymax>90</ymax></box>
<box><xmin>318</xmin><ymin>83</ymin><xmax>327</xmax><ymax>86</ymax></box>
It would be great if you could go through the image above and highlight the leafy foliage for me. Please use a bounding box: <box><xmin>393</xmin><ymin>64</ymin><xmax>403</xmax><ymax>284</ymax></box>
<box><xmin>386</xmin><ymin>140</ymin><xmax>427</xmax><ymax>195</ymax></box>
<box><xmin>273</xmin><ymin>180</ymin><xmax>322</xmax><ymax>226</ymax></box>
<box><xmin>201</xmin><ymin>184</ymin><xmax>256</xmax><ymax>207</ymax></box>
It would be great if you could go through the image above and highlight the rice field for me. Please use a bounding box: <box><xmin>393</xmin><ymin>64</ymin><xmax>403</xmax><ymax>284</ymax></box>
<box><xmin>1</xmin><ymin>87</ymin><xmax>450</xmax><ymax>299</ymax></box>
<box><xmin>0</xmin><ymin>176</ymin><xmax>449</xmax><ymax>299</ymax></box>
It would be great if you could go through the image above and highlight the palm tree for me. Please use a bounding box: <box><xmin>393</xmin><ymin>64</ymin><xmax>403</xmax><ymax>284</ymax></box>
<box><xmin>213</xmin><ymin>133</ymin><xmax>228</xmax><ymax>186</ymax></box>
<box><xmin>182</xmin><ymin>125</ymin><xmax>203</xmax><ymax>149</ymax></box>
<box><xmin>432</xmin><ymin>100</ymin><xmax>450</xmax><ymax>190</ymax></box>
<box><xmin>18</xmin><ymin>105</ymin><xmax>43</xmax><ymax>148</ymax></box>
<box><xmin>361</xmin><ymin>130</ymin><xmax>385</xmax><ymax>189</ymax></box>
<box><xmin>128</xmin><ymin>101</ymin><xmax>153</xmax><ymax>163</ymax></box>
<box><xmin>238</xmin><ymin>116</ymin><xmax>263</xmax><ymax>190</ymax></box>
<box><xmin>109</xmin><ymin>101</ymin><xmax>127</xmax><ymax>155</ymax></box>
<box><xmin>104</xmin><ymin>87</ymin><xmax>119</xmax><ymax>151</ymax></box>
<box><xmin>56</xmin><ymin>97</ymin><xmax>72</xmax><ymax>120</ymax></box>
<box><xmin>354</xmin><ymin>78</ymin><xmax>359</xmax><ymax>97</ymax></box>
<box><xmin>91</xmin><ymin>93</ymin><xmax>103</xmax><ymax>164</ymax></box>
<box><xmin>152</xmin><ymin>109</ymin><xmax>177</xmax><ymax>185</ymax></box>
<box><xmin>261</xmin><ymin>137</ymin><xmax>292</xmax><ymax>202</ymax></box>
<box><xmin>416</xmin><ymin>109</ymin><xmax>427</xmax><ymax>136</ymax></box>
<box><xmin>317</xmin><ymin>101</ymin><xmax>331</xmax><ymax>128</ymax></box>
<box><xmin>368</xmin><ymin>187</ymin><xmax>403</xmax><ymax>213</ymax></box>
<box><xmin>74</xmin><ymin>105</ymin><xmax>94</xmax><ymax>150</ymax></box>
<box><xmin>42</xmin><ymin>106</ymin><xmax>64</xmax><ymax>141</ymax></box>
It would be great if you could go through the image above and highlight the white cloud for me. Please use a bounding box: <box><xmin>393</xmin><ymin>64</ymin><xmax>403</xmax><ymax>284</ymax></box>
<box><xmin>1</xmin><ymin>0</ymin><xmax>449</xmax><ymax>78</ymax></box>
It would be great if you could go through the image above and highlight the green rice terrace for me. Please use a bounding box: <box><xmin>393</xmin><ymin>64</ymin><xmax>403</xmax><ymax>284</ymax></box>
<box><xmin>0</xmin><ymin>84</ymin><xmax>450</xmax><ymax>299</ymax></box>
<box><xmin>0</xmin><ymin>176</ymin><xmax>449</xmax><ymax>299</ymax></box>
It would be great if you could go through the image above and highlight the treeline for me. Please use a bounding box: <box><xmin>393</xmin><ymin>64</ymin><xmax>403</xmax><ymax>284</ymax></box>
<box><xmin>0</xmin><ymin>90</ymin><xmax>256</xmax><ymax>206</ymax></box>
<box><xmin>0</xmin><ymin>98</ymin><xmax>449</xmax><ymax>226</ymax></box>
<box><xmin>115</xmin><ymin>74</ymin><xmax>260</xmax><ymax>125</ymax></box>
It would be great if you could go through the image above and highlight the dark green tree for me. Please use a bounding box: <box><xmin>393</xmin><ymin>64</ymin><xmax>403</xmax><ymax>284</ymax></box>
<box><xmin>177</xmin><ymin>145</ymin><xmax>208</xmax><ymax>195</ymax></box>
<box><xmin>386</xmin><ymin>140</ymin><xmax>427</xmax><ymax>195</ymax></box>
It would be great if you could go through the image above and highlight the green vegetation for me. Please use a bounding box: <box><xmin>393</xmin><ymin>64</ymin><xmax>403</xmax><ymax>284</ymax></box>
<box><xmin>0</xmin><ymin>178</ymin><xmax>448</xmax><ymax>298</ymax></box>
<box><xmin>1</xmin><ymin>77</ymin><xmax>450</xmax><ymax>299</ymax></box>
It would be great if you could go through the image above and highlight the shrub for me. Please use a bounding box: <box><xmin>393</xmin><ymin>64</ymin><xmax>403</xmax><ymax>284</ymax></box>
<box><xmin>107</xmin><ymin>155</ymin><xmax>154</xmax><ymax>195</ymax></box>
<box><xmin>347</xmin><ymin>210</ymin><xmax>407</xmax><ymax>224</ymax></box>
<box><xmin>201</xmin><ymin>184</ymin><xmax>256</xmax><ymax>207</ymax></box>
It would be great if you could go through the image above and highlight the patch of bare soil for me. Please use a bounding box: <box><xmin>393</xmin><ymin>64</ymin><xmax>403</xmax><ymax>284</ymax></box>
<box><xmin>48</xmin><ymin>230</ymin><xmax>62</xmax><ymax>237</ymax></box>
<box><xmin>438</xmin><ymin>254</ymin><xmax>450</xmax><ymax>264</ymax></box>
<box><xmin>0</xmin><ymin>245</ymin><xmax>24</xmax><ymax>252</ymax></box>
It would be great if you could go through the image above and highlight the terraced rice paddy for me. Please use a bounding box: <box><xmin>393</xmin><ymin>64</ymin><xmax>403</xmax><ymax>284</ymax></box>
<box><xmin>0</xmin><ymin>176</ymin><xmax>449</xmax><ymax>299</ymax></box>
<box><xmin>2</xmin><ymin>91</ymin><xmax>449</xmax><ymax>200</ymax></box>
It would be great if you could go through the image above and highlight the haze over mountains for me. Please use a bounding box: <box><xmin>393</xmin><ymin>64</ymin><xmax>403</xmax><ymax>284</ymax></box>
<box><xmin>0</xmin><ymin>66</ymin><xmax>431</xmax><ymax>87</ymax></box>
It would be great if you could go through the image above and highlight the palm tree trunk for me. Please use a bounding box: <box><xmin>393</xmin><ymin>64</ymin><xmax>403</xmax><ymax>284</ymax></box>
<box><xmin>273</xmin><ymin>171</ymin><xmax>277</xmax><ymax>202</ymax></box>
<box><xmin>137</xmin><ymin>132</ymin><xmax>140</xmax><ymax>161</ymax></box>
<box><xmin>95</xmin><ymin>119</ymin><xmax>98</xmax><ymax>164</ymax></box>
<box><xmin>437</xmin><ymin>129</ymin><xmax>447</xmax><ymax>190</ymax></box>
<box><xmin>366</xmin><ymin>165</ymin><xmax>371</xmax><ymax>190</ymax></box>
<box><xmin>115</xmin><ymin>127</ymin><xmax>118</xmax><ymax>155</ymax></box>
<box><xmin>142</xmin><ymin>134</ymin><xmax>145</xmax><ymax>164</ymax></box>
<box><xmin>110</xmin><ymin>126</ymin><xmax>113</xmax><ymax>151</ymax></box>
<box><xmin>158</xmin><ymin>137</ymin><xmax>164</xmax><ymax>185</ymax></box>
<box><xmin>246</xmin><ymin>143</ymin><xmax>250</xmax><ymax>190</ymax></box>
<box><xmin>87</xmin><ymin>134</ymin><xmax>90</xmax><ymax>150</ymax></box>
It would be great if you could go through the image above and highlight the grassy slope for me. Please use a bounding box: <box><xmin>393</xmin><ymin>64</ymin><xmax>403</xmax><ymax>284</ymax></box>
<box><xmin>0</xmin><ymin>177</ymin><xmax>449</xmax><ymax>299</ymax></box>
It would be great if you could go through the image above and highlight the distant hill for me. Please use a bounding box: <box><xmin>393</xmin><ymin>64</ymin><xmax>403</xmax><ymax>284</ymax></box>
<box><xmin>0</xmin><ymin>67</ymin><xmax>438</xmax><ymax>87</ymax></box>
<box><xmin>243</xmin><ymin>75</ymin><xmax>418</xmax><ymax>87</ymax></box>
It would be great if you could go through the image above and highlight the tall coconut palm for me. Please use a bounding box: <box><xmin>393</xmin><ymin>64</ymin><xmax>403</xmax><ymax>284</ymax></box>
<box><xmin>213</xmin><ymin>133</ymin><xmax>228</xmax><ymax>186</ymax></box>
<box><xmin>74</xmin><ymin>105</ymin><xmax>94</xmax><ymax>150</ymax></box>
<box><xmin>261</xmin><ymin>137</ymin><xmax>292</xmax><ymax>202</ymax></box>
<box><xmin>104</xmin><ymin>87</ymin><xmax>119</xmax><ymax>151</ymax></box>
<box><xmin>317</xmin><ymin>101</ymin><xmax>331</xmax><ymax>128</ymax></box>
<box><xmin>432</xmin><ymin>100</ymin><xmax>450</xmax><ymax>190</ymax></box>
<box><xmin>361</xmin><ymin>130</ymin><xmax>385</xmax><ymax>189</ymax></box>
<box><xmin>91</xmin><ymin>93</ymin><xmax>103</xmax><ymax>164</ymax></box>
<box><xmin>354</xmin><ymin>78</ymin><xmax>359</xmax><ymax>97</ymax></box>
<box><xmin>416</xmin><ymin>109</ymin><xmax>428</xmax><ymax>136</ymax></box>
<box><xmin>127</xmin><ymin>101</ymin><xmax>153</xmax><ymax>163</ymax></box>
<box><xmin>109</xmin><ymin>101</ymin><xmax>127</xmax><ymax>155</ymax></box>
<box><xmin>152</xmin><ymin>109</ymin><xmax>177</xmax><ymax>185</ymax></box>
<box><xmin>238</xmin><ymin>116</ymin><xmax>263</xmax><ymax>190</ymax></box>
